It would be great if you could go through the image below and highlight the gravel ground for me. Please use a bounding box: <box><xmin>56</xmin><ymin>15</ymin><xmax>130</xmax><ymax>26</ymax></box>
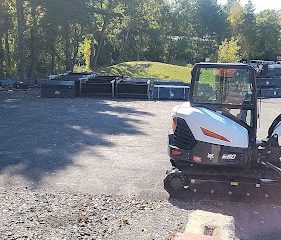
<box><xmin>0</xmin><ymin>188</ymin><xmax>190</xmax><ymax>240</ymax></box>
<box><xmin>1</xmin><ymin>188</ymin><xmax>281</xmax><ymax>240</ymax></box>
<box><xmin>1</xmin><ymin>89</ymin><xmax>281</xmax><ymax>239</ymax></box>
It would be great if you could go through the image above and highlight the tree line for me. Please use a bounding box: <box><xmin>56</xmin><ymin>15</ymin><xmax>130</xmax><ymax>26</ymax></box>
<box><xmin>0</xmin><ymin>0</ymin><xmax>280</xmax><ymax>78</ymax></box>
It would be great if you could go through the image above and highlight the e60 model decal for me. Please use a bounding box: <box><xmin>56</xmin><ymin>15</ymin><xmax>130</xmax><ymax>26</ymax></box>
<box><xmin>222</xmin><ymin>154</ymin><xmax>237</xmax><ymax>160</ymax></box>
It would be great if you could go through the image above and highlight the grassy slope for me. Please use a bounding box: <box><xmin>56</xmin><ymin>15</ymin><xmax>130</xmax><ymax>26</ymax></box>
<box><xmin>98</xmin><ymin>61</ymin><xmax>192</xmax><ymax>82</ymax></box>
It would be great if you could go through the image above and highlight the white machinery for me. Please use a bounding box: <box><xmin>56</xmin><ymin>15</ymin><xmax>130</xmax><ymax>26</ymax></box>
<box><xmin>164</xmin><ymin>63</ymin><xmax>281</xmax><ymax>199</ymax></box>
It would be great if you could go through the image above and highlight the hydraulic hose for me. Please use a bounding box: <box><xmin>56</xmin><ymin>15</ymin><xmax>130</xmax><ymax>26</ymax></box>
<box><xmin>261</xmin><ymin>161</ymin><xmax>281</xmax><ymax>179</ymax></box>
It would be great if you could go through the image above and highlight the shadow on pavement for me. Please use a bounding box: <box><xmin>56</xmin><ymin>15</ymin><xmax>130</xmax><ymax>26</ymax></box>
<box><xmin>0</xmin><ymin>90</ymin><xmax>153</xmax><ymax>186</ymax></box>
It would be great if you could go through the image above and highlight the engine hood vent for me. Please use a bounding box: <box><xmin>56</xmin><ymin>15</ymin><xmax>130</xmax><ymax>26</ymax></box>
<box><xmin>174</xmin><ymin>118</ymin><xmax>197</xmax><ymax>150</ymax></box>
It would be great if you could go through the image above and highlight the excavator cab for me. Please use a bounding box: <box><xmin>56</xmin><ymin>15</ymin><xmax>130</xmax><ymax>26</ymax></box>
<box><xmin>164</xmin><ymin>63</ymin><xmax>281</xmax><ymax>199</ymax></box>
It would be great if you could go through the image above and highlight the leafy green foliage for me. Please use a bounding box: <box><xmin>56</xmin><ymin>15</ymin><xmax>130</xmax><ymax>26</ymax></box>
<box><xmin>218</xmin><ymin>38</ymin><xmax>241</xmax><ymax>63</ymax></box>
<box><xmin>0</xmin><ymin>0</ymin><xmax>280</xmax><ymax>78</ymax></box>
<box><xmin>227</xmin><ymin>0</ymin><xmax>257</xmax><ymax>58</ymax></box>
<box><xmin>83</xmin><ymin>39</ymin><xmax>92</xmax><ymax>72</ymax></box>
<box><xmin>255</xmin><ymin>10</ymin><xmax>281</xmax><ymax>59</ymax></box>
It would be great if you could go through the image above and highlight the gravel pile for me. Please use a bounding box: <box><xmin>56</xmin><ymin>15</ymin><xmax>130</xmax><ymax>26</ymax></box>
<box><xmin>0</xmin><ymin>188</ymin><xmax>189</xmax><ymax>240</ymax></box>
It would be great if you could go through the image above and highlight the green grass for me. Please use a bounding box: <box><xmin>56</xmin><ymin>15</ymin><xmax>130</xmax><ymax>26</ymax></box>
<box><xmin>199</xmin><ymin>68</ymin><xmax>217</xmax><ymax>85</ymax></box>
<box><xmin>96</xmin><ymin>61</ymin><xmax>192</xmax><ymax>82</ymax></box>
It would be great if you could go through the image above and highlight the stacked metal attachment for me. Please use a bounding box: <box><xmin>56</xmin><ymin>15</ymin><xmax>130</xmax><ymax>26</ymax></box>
<box><xmin>41</xmin><ymin>80</ymin><xmax>77</xmax><ymax>98</ymax></box>
<box><xmin>257</xmin><ymin>78</ymin><xmax>281</xmax><ymax>98</ymax></box>
<box><xmin>40</xmin><ymin>73</ymin><xmax>191</xmax><ymax>100</ymax></box>
<box><xmin>256</xmin><ymin>65</ymin><xmax>281</xmax><ymax>98</ymax></box>
<box><xmin>81</xmin><ymin>75</ymin><xmax>120</xmax><ymax>97</ymax></box>
<box><xmin>115</xmin><ymin>78</ymin><xmax>151</xmax><ymax>99</ymax></box>
<box><xmin>0</xmin><ymin>78</ymin><xmax>38</xmax><ymax>90</ymax></box>
<box><xmin>42</xmin><ymin>72</ymin><xmax>95</xmax><ymax>98</ymax></box>
<box><xmin>151</xmin><ymin>80</ymin><xmax>190</xmax><ymax>100</ymax></box>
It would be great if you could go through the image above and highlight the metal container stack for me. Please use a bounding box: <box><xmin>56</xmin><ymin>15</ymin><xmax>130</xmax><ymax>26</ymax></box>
<box><xmin>151</xmin><ymin>80</ymin><xmax>190</xmax><ymax>100</ymax></box>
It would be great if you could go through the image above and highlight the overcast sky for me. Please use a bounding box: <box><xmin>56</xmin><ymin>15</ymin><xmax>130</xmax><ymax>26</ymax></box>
<box><xmin>218</xmin><ymin>0</ymin><xmax>281</xmax><ymax>12</ymax></box>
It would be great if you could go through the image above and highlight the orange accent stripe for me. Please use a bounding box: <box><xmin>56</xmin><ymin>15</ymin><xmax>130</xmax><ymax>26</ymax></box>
<box><xmin>200</xmin><ymin>127</ymin><xmax>230</xmax><ymax>142</ymax></box>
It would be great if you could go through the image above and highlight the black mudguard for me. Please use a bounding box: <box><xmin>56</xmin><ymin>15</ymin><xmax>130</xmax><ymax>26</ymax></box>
<box><xmin>268</xmin><ymin>114</ymin><xmax>281</xmax><ymax>138</ymax></box>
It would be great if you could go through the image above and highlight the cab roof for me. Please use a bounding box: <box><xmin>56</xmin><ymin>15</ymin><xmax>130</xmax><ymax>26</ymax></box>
<box><xmin>194</xmin><ymin>62</ymin><xmax>254</xmax><ymax>69</ymax></box>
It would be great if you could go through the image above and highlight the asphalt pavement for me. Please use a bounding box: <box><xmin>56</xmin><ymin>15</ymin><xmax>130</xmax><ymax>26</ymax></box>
<box><xmin>0</xmin><ymin>89</ymin><xmax>281</xmax><ymax>239</ymax></box>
